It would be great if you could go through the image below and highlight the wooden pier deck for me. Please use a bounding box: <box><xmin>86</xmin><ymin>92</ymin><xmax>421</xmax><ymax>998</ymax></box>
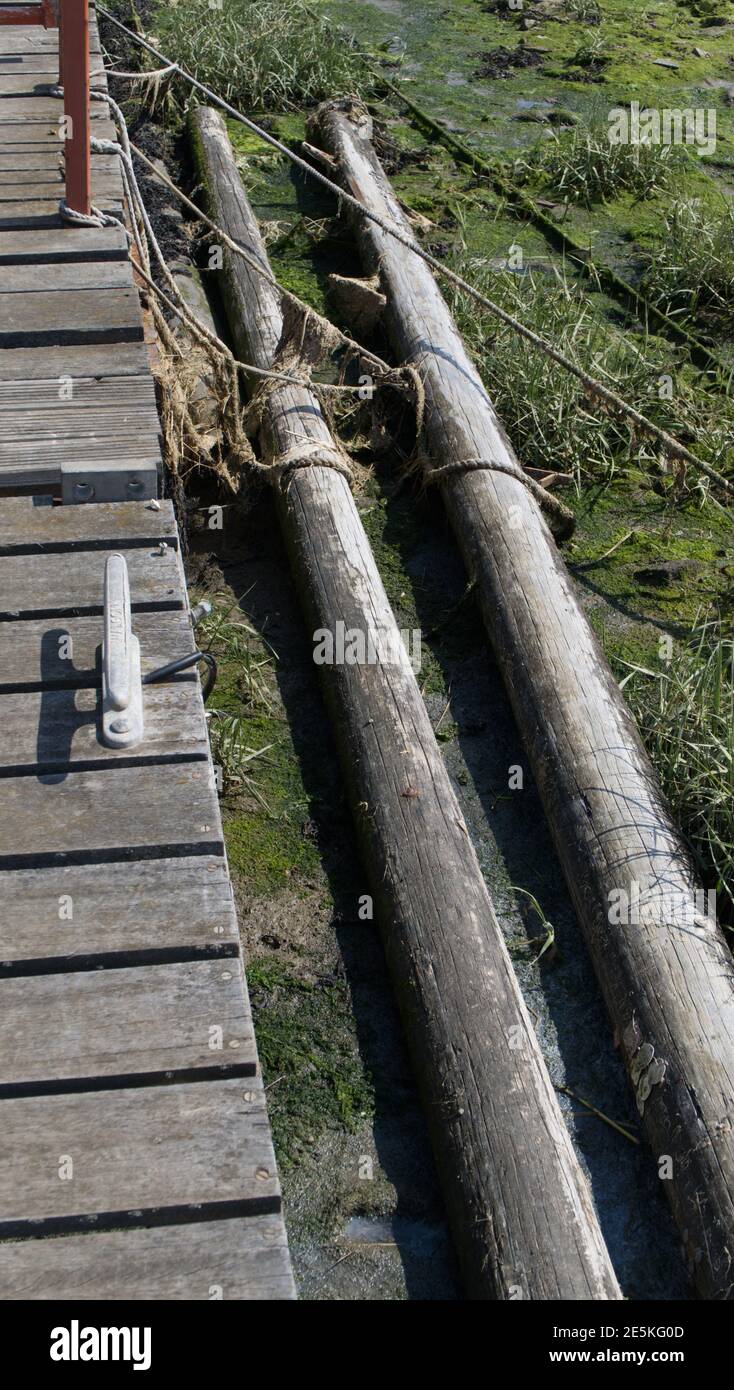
<box><xmin>0</xmin><ymin>11</ymin><xmax>294</xmax><ymax>1300</ymax></box>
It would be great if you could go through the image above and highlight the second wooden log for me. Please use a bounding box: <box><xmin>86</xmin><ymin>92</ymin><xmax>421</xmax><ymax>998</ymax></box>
<box><xmin>314</xmin><ymin>97</ymin><xmax>734</xmax><ymax>1300</ymax></box>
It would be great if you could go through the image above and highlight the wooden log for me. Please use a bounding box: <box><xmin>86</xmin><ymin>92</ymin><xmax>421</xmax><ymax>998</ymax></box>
<box><xmin>192</xmin><ymin>105</ymin><xmax>621</xmax><ymax>1302</ymax></box>
<box><xmin>315</xmin><ymin>100</ymin><xmax>734</xmax><ymax>1300</ymax></box>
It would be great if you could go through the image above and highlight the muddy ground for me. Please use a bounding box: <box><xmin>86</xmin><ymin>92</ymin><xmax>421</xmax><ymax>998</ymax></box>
<box><xmin>99</xmin><ymin>0</ymin><xmax>734</xmax><ymax>1299</ymax></box>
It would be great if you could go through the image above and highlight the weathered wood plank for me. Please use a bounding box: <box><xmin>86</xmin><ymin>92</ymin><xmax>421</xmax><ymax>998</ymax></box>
<box><xmin>317</xmin><ymin>100</ymin><xmax>734</xmax><ymax>1301</ymax></box>
<box><xmin>0</xmin><ymin>611</ymin><xmax>194</xmax><ymax>691</ymax></box>
<box><xmin>0</xmin><ymin>857</ymin><xmax>238</xmax><ymax>970</ymax></box>
<box><xmin>0</xmin><ymin>31</ymin><xmax>101</xmax><ymax>56</ymax></box>
<box><xmin>0</xmin><ymin>496</ymin><xmax>174</xmax><ymax>549</ymax></box>
<box><xmin>0</xmin><ymin>422</ymin><xmax>160</xmax><ymax>460</ymax></box>
<box><xmin>0</xmin><ymin>680</ymin><xmax>208</xmax><ymax>773</ymax></box>
<box><xmin>0</xmin><ymin>98</ymin><xmax>108</xmax><ymax>120</ymax></box>
<box><xmin>0</xmin><ymin>175</ymin><xmax>123</xmax><ymax>203</ymax></box>
<box><xmin>0</xmin><ymin>55</ymin><xmax>64</xmax><ymax>76</ymax></box>
<box><xmin>0</xmin><ymin>223</ymin><xmax>129</xmax><ymax>264</ymax></box>
<box><xmin>0</xmin><ymin>206</ymin><xmax>122</xmax><ymax>233</ymax></box>
<box><xmin>0</xmin><ymin>1078</ymin><xmax>280</xmax><ymax>1235</ymax></box>
<box><xmin>0</xmin><ymin>409</ymin><xmax>160</xmax><ymax>447</ymax></box>
<box><xmin>0</xmin><ymin>959</ymin><xmax>255</xmax><ymax>1092</ymax></box>
<box><xmin>0</xmin><ymin>1217</ymin><xmax>296</xmax><ymax>1300</ymax></box>
<box><xmin>0</xmin><ymin>544</ymin><xmax>181</xmax><ymax>618</ymax></box>
<box><xmin>0</xmin><ymin>115</ymin><xmax>116</xmax><ymax>144</ymax></box>
<box><xmin>194</xmin><ymin>106</ymin><xmax>620</xmax><ymax>1302</ymax></box>
<box><xmin>0</xmin><ymin>342</ymin><xmax>150</xmax><ymax>379</ymax></box>
<box><xmin>0</xmin><ymin>262</ymin><xmax>132</xmax><ymax>292</ymax></box>
<box><xmin>0</xmin><ymin>288</ymin><xmax>143</xmax><ymax>347</ymax></box>
<box><xmin>0</xmin><ymin>762</ymin><xmax>222</xmax><ymax>865</ymax></box>
<box><xmin>0</xmin><ymin>152</ymin><xmax>119</xmax><ymax>175</ymax></box>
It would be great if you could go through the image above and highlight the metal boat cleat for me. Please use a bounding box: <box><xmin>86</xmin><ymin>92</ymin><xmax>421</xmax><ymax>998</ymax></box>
<box><xmin>101</xmin><ymin>553</ymin><xmax>144</xmax><ymax>750</ymax></box>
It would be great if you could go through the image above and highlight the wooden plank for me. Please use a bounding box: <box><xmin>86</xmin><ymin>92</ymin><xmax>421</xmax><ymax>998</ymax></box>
<box><xmin>0</xmin><ymin>857</ymin><xmax>238</xmax><ymax>970</ymax></box>
<box><xmin>0</xmin><ymin>762</ymin><xmax>222</xmax><ymax>865</ymax></box>
<box><xmin>0</xmin><ymin>199</ymin><xmax>124</xmax><ymax>231</ymax></box>
<box><xmin>0</xmin><ymin>288</ymin><xmax>142</xmax><ymax>347</ymax></box>
<box><xmin>0</xmin><ymin>611</ymin><xmax>195</xmax><ymax>689</ymax></box>
<box><xmin>0</xmin><ymin>342</ymin><xmax>151</xmax><ymax>379</ymax></box>
<box><xmin>0</xmin><ymin>115</ymin><xmax>116</xmax><ymax>144</ymax></box>
<box><xmin>0</xmin><ymin>1217</ymin><xmax>296</xmax><ymax>1300</ymax></box>
<box><xmin>0</xmin><ymin>1078</ymin><xmax>280</xmax><ymax>1235</ymax></box>
<box><xmin>0</xmin><ymin>99</ymin><xmax>107</xmax><ymax>122</ymax></box>
<box><xmin>0</xmin><ymin>153</ymin><xmax>120</xmax><ymax>176</ymax></box>
<box><xmin>0</xmin><ymin>408</ymin><xmax>160</xmax><ymax>445</ymax></box>
<box><xmin>0</xmin><ymin>175</ymin><xmax>123</xmax><ymax>203</ymax></box>
<box><xmin>0</xmin><ymin>261</ymin><xmax>132</xmax><ymax>291</ymax></box>
<box><xmin>0</xmin><ymin>223</ymin><xmax>129</xmax><ymax>264</ymax></box>
<box><xmin>0</xmin><ymin>76</ymin><xmax>74</xmax><ymax>95</ymax></box>
<box><xmin>0</xmin><ymin>680</ymin><xmax>208</xmax><ymax>774</ymax></box>
<box><xmin>0</xmin><ymin>544</ymin><xmax>184</xmax><ymax>618</ymax></box>
<box><xmin>0</xmin><ymin>496</ymin><xmax>174</xmax><ymax>549</ymax></box>
<box><xmin>0</xmin><ymin>33</ymin><xmax>101</xmax><ymax>56</ymax></box>
<box><xmin>0</xmin><ymin>55</ymin><xmax>64</xmax><ymax>76</ymax></box>
<box><xmin>0</xmin><ymin>423</ymin><xmax>160</xmax><ymax>460</ymax></box>
<box><xmin>0</xmin><ymin>959</ymin><xmax>255</xmax><ymax>1092</ymax></box>
<box><xmin>0</xmin><ymin>168</ymin><xmax>66</xmax><ymax>185</ymax></box>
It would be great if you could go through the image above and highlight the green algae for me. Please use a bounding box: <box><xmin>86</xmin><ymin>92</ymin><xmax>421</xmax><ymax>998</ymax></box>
<box><xmin>247</xmin><ymin>954</ymin><xmax>375</xmax><ymax>1163</ymax></box>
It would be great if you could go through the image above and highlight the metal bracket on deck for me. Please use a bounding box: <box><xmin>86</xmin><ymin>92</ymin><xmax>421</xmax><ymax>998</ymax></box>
<box><xmin>102</xmin><ymin>554</ymin><xmax>143</xmax><ymax>750</ymax></box>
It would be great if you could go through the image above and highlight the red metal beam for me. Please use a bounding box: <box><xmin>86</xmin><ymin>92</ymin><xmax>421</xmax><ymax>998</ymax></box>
<box><xmin>60</xmin><ymin>0</ymin><xmax>91</xmax><ymax>216</ymax></box>
<box><xmin>1</xmin><ymin>1</ymin><xmax>91</xmax><ymax>218</ymax></box>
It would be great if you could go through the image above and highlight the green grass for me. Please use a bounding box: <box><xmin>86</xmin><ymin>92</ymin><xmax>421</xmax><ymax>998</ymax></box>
<box><xmin>446</xmin><ymin>250</ymin><xmax>734</xmax><ymax>493</ymax></box>
<box><xmin>153</xmin><ymin>0</ymin><xmax>367</xmax><ymax>112</ymax></box>
<box><xmin>517</xmin><ymin>120</ymin><xmax>680</xmax><ymax>208</ymax></box>
<box><xmin>639</xmin><ymin>199</ymin><xmax>734</xmax><ymax>336</ymax></box>
<box><xmin>619</xmin><ymin>624</ymin><xmax>734</xmax><ymax>923</ymax></box>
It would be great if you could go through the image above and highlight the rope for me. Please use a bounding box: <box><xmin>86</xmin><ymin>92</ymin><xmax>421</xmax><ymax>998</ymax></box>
<box><xmin>88</xmin><ymin>118</ymin><xmax>365</xmax><ymax>396</ymax></box>
<box><xmin>120</xmin><ymin>141</ymin><xmax>569</xmax><ymax>525</ymax></box>
<box><xmin>96</xmin><ymin>5</ymin><xmax>734</xmax><ymax>500</ymax></box>
<box><xmin>58</xmin><ymin>198</ymin><xmax>122</xmax><ymax>229</ymax></box>
<box><xmin>424</xmin><ymin>458</ymin><xmax>575</xmax><ymax>537</ymax></box>
<box><xmin>81</xmin><ymin>89</ymin><xmax>365</xmax><ymax>497</ymax></box>
<box><xmin>127</xmin><ymin>137</ymin><xmax>393</xmax><ymax>383</ymax></box>
<box><xmin>250</xmin><ymin>440</ymin><xmax>355</xmax><ymax>492</ymax></box>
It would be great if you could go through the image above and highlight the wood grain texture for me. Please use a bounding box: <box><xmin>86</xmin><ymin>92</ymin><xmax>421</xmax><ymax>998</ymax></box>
<box><xmin>0</xmin><ymin>1217</ymin><xmax>296</xmax><ymax>1300</ymax></box>
<box><xmin>0</xmin><ymin>610</ymin><xmax>193</xmax><ymax>688</ymax></box>
<box><xmin>0</xmin><ymin>495</ymin><xmax>173</xmax><ymax>548</ymax></box>
<box><xmin>0</xmin><ymin>761</ymin><xmax>223</xmax><ymax>865</ymax></box>
<box><xmin>0</xmin><ymin>224</ymin><xmax>129</xmax><ymax>263</ymax></box>
<box><xmin>0</xmin><ymin>679</ymin><xmax>209</xmax><ymax>773</ymax></box>
<box><xmin>0</xmin><ymin>288</ymin><xmax>143</xmax><ymax>347</ymax></box>
<box><xmin>0</xmin><ymin>958</ymin><xmax>255</xmax><ymax>1091</ymax></box>
<box><xmin>194</xmin><ymin>106</ymin><xmax>620</xmax><ymax>1302</ymax></box>
<box><xmin>1</xmin><ymin>261</ymin><xmax>133</xmax><ymax>291</ymax></box>
<box><xmin>0</xmin><ymin>342</ymin><xmax>150</xmax><ymax>381</ymax></box>
<box><xmin>0</xmin><ymin>544</ymin><xmax>184</xmax><ymax>617</ymax></box>
<box><xmin>317</xmin><ymin>100</ymin><xmax>734</xmax><ymax>1301</ymax></box>
<box><xmin>0</xmin><ymin>1077</ymin><xmax>280</xmax><ymax>1234</ymax></box>
<box><xmin>0</xmin><ymin>856</ymin><xmax>238</xmax><ymax>969</ymax></box>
